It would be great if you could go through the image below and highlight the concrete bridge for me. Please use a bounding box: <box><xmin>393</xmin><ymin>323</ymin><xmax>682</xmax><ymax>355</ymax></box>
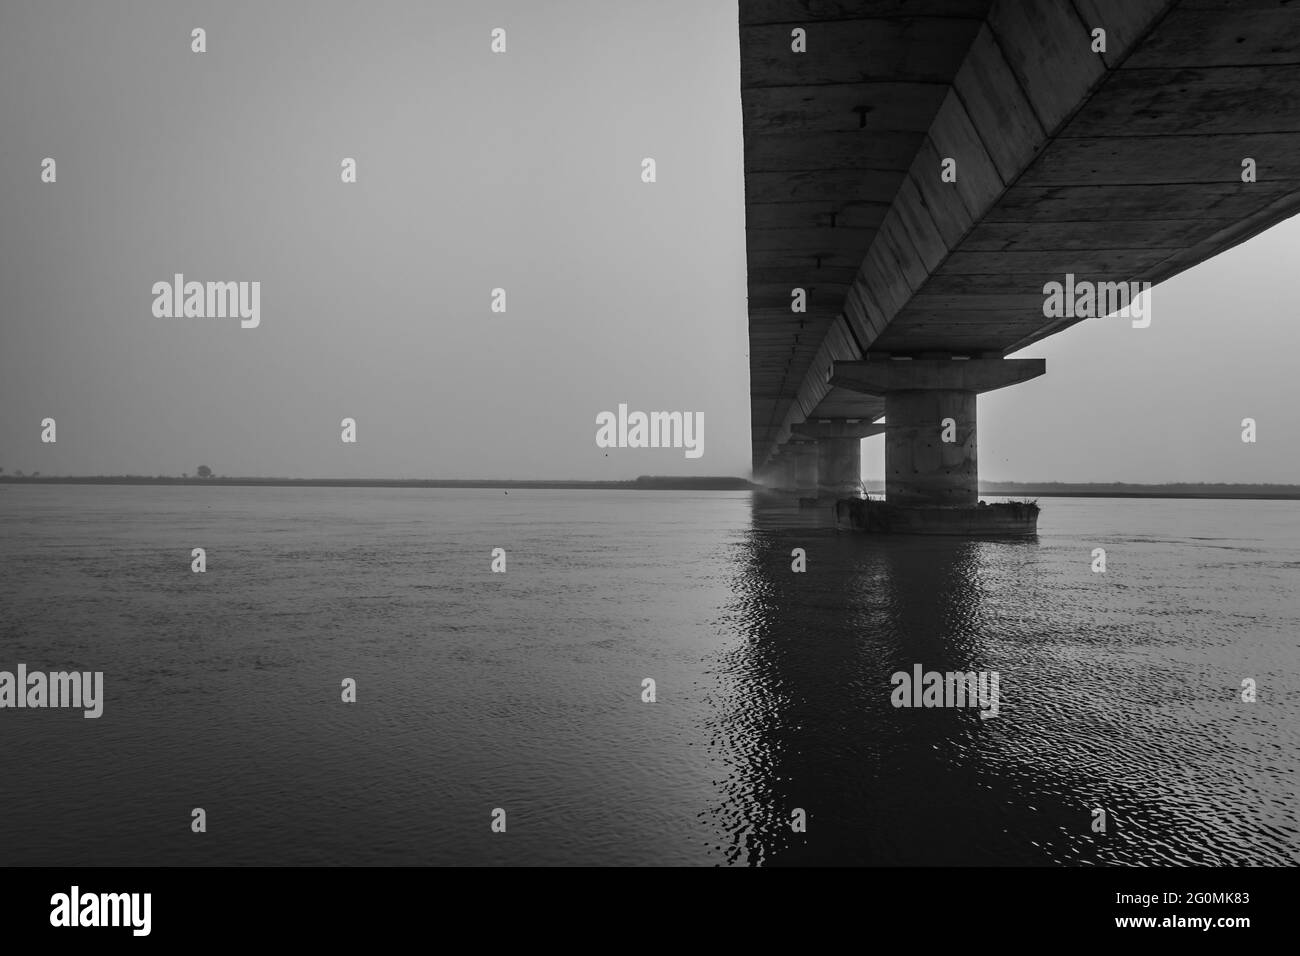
<box><xmin>742</xmin><ymin>0</ymin><xmax>1300</xmax><ymax>521</ymax></box>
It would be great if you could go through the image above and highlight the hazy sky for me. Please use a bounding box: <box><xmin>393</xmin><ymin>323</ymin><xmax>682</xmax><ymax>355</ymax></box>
<box><xmin>1</xmin><ymin>0</ymin><xmax>1295</xmax><ymax>483</ymax></box>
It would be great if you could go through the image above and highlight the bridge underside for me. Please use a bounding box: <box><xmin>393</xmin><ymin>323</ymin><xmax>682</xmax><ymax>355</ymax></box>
<box><xmin>744</xmin><ymin>0</ymin><xmax>1300</xmax><ymax>484</ymax></box>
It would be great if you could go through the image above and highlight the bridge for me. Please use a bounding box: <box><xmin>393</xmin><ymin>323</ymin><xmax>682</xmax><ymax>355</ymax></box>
<box><xmin>742</xmin><ymin>0</ymin><xmax>1300</xmax><ymax>519</ymax></box>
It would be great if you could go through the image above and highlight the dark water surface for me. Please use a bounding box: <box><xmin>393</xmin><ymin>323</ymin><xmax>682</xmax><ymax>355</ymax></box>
<box><xmin>1</xmin><ymin>486</ymin><xmax>1296</xmax><ymax>865</ymax></box>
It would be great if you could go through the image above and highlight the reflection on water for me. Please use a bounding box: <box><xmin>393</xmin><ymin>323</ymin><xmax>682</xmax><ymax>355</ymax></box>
<box><xmin>0</xmin><ymin>486</ymin><xmax>1296</xmax><ymax>865</ymax></box>
<box><xmin>705</xmin><ymin>496</ymin><xmax>1299</xmax><ymax>865</ymax></box>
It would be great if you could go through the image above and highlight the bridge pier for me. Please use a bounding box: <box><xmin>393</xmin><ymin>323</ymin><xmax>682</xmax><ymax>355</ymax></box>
<box><xmin>790</xmin><ymin>420</ymin><xmax>886</xmax><ymax>501</ymax></box>
<box><xmin>791</xmin><ymin>441</ymin><xmax>818</xmax><ymax>498</ymax></box>
<box><xmin>829</xmin><ymin>358</ymin><xmax>1046</xmax><ymax>534</ymax></box>
<box><xmin>756</xmin><ymin>454</ymin><xmax>790</xmax><ymax>493</ymax></box>
<box><xmin>817</xmin><ymin>438</ymin><xmax>859</xmax><ymax>500</ymax></box>
<box><xmin>774</xmin><ymin>451</ymin><xmax>798</xmax><ymax>493</ymax></box>
<box><xmin>884</xmin><ymin>389</ymin><xmax>978</xmax><ymax>507</ymax></box>
<box><xmin>758</xmin><ymin>449</ymin><xmax>800</xmax><ymax>493</ymax></box>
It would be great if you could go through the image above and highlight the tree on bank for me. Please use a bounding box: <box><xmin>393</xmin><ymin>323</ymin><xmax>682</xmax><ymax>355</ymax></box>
<box><xmin>196</xmin><ymin>465</ymin><xmax>213</xmax><ymax>478</ymax></box>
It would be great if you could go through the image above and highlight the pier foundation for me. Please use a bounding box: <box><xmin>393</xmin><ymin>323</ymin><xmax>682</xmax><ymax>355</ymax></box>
<box><xmin>829</xmin><ymin>357</ymin><xmax>1046</xmax><ymax>534</ymax></box>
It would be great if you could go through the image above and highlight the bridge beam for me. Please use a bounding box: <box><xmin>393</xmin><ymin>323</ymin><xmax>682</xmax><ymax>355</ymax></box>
<box><xmin>790</xmin><ymin>420</ymin><xmax>886</xmax><ymax>441</ymax></box>
<box><xmin>831</xmin><ymin>357</ymin><xmax>1044</xmax><ymax>508</ymax></box>
<box><xmin>831</xmin><ymin>358</ymin><xmax>1046</xmax><ymax>396</ymax></box>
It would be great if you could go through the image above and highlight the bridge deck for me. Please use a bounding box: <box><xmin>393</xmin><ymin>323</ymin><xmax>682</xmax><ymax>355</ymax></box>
<box><xmin>742</xmin><ymin>0</ymin><xmax>1300</xmax><ymax>468</ymax></box>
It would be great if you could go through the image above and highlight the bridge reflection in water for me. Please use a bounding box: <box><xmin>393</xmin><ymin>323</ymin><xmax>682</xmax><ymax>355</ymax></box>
<box><xmin>700</xmin><ymin>497</ymin><xmax>1274</xmax><ymax>866</ymax></box>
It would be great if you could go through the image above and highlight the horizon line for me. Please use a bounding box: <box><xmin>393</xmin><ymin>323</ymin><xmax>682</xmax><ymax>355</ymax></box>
<box><xmin>3</xmin><ymin>475</ymin><xmax>1300</xmax><ymax>499</ymax></box>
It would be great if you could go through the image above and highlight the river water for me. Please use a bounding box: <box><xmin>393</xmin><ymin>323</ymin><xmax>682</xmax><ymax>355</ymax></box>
<box><xmin>0</xmin><ymin>485</ymin><xmax>1295</xmax><ymax>865</ymax></box>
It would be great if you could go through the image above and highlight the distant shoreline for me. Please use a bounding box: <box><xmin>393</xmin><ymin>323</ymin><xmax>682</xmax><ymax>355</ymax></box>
<box><xmin>0</xmin><ymin>475</ymin><xmax>759</xmax><ymax>491</ymax></box>
<box><xmin>2</xmin><ymin>475</ymin><xmax>1300</xmax><ymax>499</ymax></box>
<box><xmin>975</xmin><ymin>483</ymin><xmax>1300</xmax><ymax>500</ymax></box>
<box><xmin>978</xmin><ymin>490</ymin><xmax>1300</xmax><ymax>500</ymax></box>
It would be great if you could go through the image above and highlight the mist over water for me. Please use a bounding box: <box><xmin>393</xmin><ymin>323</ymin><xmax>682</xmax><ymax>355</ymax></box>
<box><xmin>0</xmin><ymin>485</ymin><xmax>1295</xmax><ymax>865</ymax></box>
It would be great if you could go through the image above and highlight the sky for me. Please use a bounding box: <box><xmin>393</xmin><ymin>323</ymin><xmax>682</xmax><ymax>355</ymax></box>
<box><xmin>0</xmin><ymin>0</ymin><xmax>1295</xmax><ymax>484</ymax></box>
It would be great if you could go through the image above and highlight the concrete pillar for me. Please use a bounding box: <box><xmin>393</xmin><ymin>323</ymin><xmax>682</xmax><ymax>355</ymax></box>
<box><xmin>788</xmin><ymin>419</ymin><xmax>883</xmax><ymax>500</ymax></box>
<box><xmin>885</xmin><ymin>389</ymin><xmax>977</xmax><ymax>507</ymax></box>
<box><xmin>774</xmin><ymin>453</ymin><xmax>797</xmax><ymax>492</ymax></box>
<box><xmin>758</xmin><ymin>452</ymin><xmax>796</xmax><ymax>492</ymax></box>
<box><xmin>817</xmin><ymin>437</ymin><xmax>861</xmax><ymax>499</ymax></box>
<box><xmin>830</xmin><ymin>357</ymin><xmax>1045</xmax><ymax>510</ymax></box>
<box><xmin>792</xmin><ymin>442</ymin><xmax>818</xmax><ymax>496</ymax></box>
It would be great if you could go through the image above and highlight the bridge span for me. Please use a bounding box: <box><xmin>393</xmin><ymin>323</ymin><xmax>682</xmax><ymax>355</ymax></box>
<box><xmin>742</xmin><ymin>0</ymin><xmax>1300</xmax><ymax>521</ymax></box>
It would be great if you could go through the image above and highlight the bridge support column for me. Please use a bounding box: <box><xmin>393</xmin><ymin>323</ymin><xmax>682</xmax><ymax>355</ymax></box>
<box><xmin>789</xmin><ymin>419</ymin><xmax>885</xmax><ymax>500</ymax></box>
<box><xmin>792</xmin><ymin>441</ymin><xmax>818</xmax><ymax>497</ymax></box>
<box><xmin>755</xmin><ymin>456</ymin><xmax>788</xmax><ymax>491</ymax></box>
<box><xmin>816</xmin><ymin>438</ymin><xmax>860</xmax><ymax>499</ymax></box>
<box><xmin>773</xmin><ymin>452</ymin><xmax>797</xmax><ymax>493</ymax></box>
<box><xmin>885</xmin><ymin>389</ymin><xmax>977</xmax><ymax>507</ymax></box>
<box><xmin>830</xmin><ymin>359</ymin><xmax>1046</xmax><ymax>533</ymax></box>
